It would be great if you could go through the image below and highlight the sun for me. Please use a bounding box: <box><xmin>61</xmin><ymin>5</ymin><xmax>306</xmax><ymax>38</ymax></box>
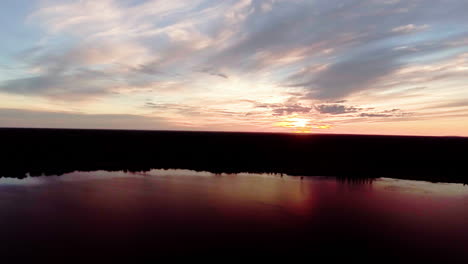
<box><xmin>289</xmin><ymin>118</ymin><xmax>309</xmax><ymax>128</ymax></box>
<box><xmin>274</xmin><ymin>117</ymin><xmax>313</xmax><ymax>133</ymax></box>
<box><xmin>274</xmin><ymin>116</ymin><xmax>332</xmax><ymax>134</ymax></box>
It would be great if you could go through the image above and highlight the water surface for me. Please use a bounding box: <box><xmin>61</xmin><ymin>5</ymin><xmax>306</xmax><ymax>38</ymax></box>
<box><xmin>1</xmin><ymin>170</ymin><xmax>467</xmax><ymax>260</ymax></box>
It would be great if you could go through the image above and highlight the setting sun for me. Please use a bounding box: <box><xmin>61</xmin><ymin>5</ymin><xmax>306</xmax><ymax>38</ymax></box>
<box><xmin>273</xmin><ymin>116</ymin><xmax>334</xmax><ymax>133</ymax></box>
<box><xmin>274</xmin><ymin>117</ymin><xmax>313</xmax><ymax>133</ymax></box>
<box><xmin>275</xmin><ymin>117</ymin><xmax>310</xmax><ymax>128</ymax></box>
<box><xmin>290</xmin><ymin>118</ymin><xmax>309</xmax><ymax>128</ymax></box>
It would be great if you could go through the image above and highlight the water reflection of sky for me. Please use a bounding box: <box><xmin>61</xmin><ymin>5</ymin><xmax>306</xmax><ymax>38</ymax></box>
<box><xmin>1</xmin><ymin>169</ymin><xmax>467</xmax><ymax>198</ymax></box>
<box><xmin>1</xmin><ymin>169</ymin><xmax>468</xmax><ymax>260</ymax></box>
<box><xmin>376</xmin><ymin>178</ymin><xmax>468</xmax><ymax>197</ymax></box>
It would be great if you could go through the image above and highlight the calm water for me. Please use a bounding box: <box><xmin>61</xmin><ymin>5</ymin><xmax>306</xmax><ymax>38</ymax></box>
<box><xmin>1</xmin><ymin>170</ymin><xmax>468</xmax><ymax>260</ymax></box>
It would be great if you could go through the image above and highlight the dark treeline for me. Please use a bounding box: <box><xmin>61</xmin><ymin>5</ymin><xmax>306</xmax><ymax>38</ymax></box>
<box><xmin>0</xmin><ymin>128</ymin><xmax>467</xmax><ymax>183</ymax></box>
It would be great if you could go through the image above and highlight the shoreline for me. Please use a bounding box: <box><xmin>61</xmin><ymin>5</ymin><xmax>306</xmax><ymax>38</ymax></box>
<box><xmin>1</xmin><ymin>128</ymin><xmax>467</xmax><ymax>184</ymax></box>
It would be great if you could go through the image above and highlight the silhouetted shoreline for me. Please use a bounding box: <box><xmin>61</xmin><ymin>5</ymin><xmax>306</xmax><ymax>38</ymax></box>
<box><xmin>1</xmin><ymin>128</ymin><xmax>467</xmax><ymax>183</ymax></box>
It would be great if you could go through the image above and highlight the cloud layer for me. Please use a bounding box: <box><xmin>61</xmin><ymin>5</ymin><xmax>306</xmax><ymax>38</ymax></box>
<box><xmin>0</xmin><ymin>0</ymin><xmax>467</xmax><ymax>135</ymax></box>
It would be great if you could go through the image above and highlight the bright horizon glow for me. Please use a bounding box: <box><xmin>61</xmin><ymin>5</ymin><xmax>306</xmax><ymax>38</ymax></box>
<box><xmin>0</xmin><ymin>0</ymin><xmax>467</xmax><ymax>136</ymax></box>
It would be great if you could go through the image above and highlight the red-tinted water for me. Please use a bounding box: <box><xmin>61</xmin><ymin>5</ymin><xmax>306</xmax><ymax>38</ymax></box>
<box><xmin>1</xmin><ymin>170</ymin><xmax>467</xmax><ymax>261</ymax></box>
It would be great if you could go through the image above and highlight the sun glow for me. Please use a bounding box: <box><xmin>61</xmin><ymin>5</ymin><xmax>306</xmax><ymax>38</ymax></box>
<box><xmin>274</xmin><ymin>116</ymin><xmax>333</xmax><ymax>133</ymax></box>
<box><xmin>290</xmin><ymin>118</ymin><xmax>309</xmax><ymax>128</ymax></box>
<box><xmin>274</xmin><ymin>117</ymin><xmax>312</xmax><ymax>133</ymax></box>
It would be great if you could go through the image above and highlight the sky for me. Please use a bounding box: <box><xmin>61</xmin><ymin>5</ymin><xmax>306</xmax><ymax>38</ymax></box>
<box><xmin>0</xmin><ymin>0</ymin><xmax>467</xmax><ymax>136</ymax></box>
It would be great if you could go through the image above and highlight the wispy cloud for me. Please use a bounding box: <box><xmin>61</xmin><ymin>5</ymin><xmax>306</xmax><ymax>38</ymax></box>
<box><xmin>391</xmin><ymin>24</ymin><xmax>429</xmax><ymax>34</ymax></box>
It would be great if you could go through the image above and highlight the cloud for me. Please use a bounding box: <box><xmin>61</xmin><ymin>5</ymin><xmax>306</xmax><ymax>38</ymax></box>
<box><xmin>1</xmin><ymin>0</ymin><xmax>468</xmax><ymax>134</ymax></box>
<box><xmin>245</xmin><ymin>99</ymin><xmax>313</xmax><ymax>116</ymax></box>
<box><xmin>272</xmin><ymin>1</ymin><xmax>468</xmax><ymax>100</ymax></box>
<box><xmin>0</xmin><ymin>108</ymin><xmax>174</xmax><ymax>130</ymax></box>
<box><xmin>359</xmin><ymin>109</ymin><xmax>411</xmax><ymax>118</ymax></box>
<box><xmin>210</xmin><ymin>72</ymin><xmax>229</xmax><ymax>79</ymax></box>
<box><xmin>144</xmin><ymin>100</ymin><xmax>252</xmax><ymax>119</ymax></box>
<box><xmin>309</xmin><ymin>48</ymin><xmax>412</xmax><ymax>99</ymax></box>
<box><xmin>143</xmin><ymin>102</ymin><xmax>202</xmax><ymax>115</ymax></box>
<box><xmin>0</xmin><ymin>41</ymin><xmax>180</xmax><ymax>99</ymax></box>
<box><xmin>271</xmin><ymin>104</ymin><xmax>312</xmax><ymax>116</ymax></box>
<box><xmin>359</xmin><ymin>113</ymin><xmax>392</xmax><ymax>117</ymax></box>
<box><xmin>198</xmin><ymin>67</ymin><xmax>229</xmax><ymax>79</ymax></box>
<box><xmin>5</xmin><ymin>0</ymin><xmax>468</xmax><ymax>102</ymax></box>
<box><xmin>391</xmin><ymin>24</ymin><xmax>429</xmax><ymax>34</ymax></box>
<box><xmin>0</xmin><ymin>69</ymin><xmax>114</xmax><ymax>100</ymax></box>
<box><xmin>293</xmin><ymin>41</ymin><xmax>468</xmax><ymax>100</ymax></box>
<box><xmin>429</xmin><ymin>100</ymin><xmax>468</xmax><ymax>109</ymax></box>
<box><xmin>315</xmin><ymin>104</ymin><xmax>360</xmax><ymax>115</ymax></box>
<box><xmin>313</xmin><ymin>103</ymin><xmax>412</xmax><ymax>119</ymax></box>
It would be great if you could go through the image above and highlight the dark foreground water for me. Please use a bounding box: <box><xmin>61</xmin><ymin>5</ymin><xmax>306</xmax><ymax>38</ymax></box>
<box><xmin>1</xmin><ymin>170</ymin><xmax>468</xmax><ymax>261</ymax></box>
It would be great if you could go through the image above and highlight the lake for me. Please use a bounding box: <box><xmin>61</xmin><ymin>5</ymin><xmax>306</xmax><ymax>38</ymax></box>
<box><xmin>1</xmin><ymin>169</ymin><xmax>467</xmax><ymax>260</ymax></box>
